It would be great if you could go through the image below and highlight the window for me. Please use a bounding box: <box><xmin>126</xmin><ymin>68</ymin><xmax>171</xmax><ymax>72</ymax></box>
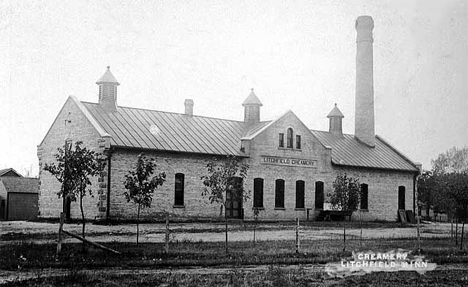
<box><xmin>296</xmin><ymin>180</ymin><xmax>305</xmax><ymax>208</ymax></box>
<box><xmin>360</xmin><ymin>184</ymin><xmax>368</xmax><ymax>210</ymax></box>
<box><xmin>287</xmin><ymin>128</ymin><xmax>293</xmax><ymax>148</ymax></box>
<box><xmin>174</xmin><ymin>173</ymin><xmax>184</xmax><ymax>206</ymax></box>
<box><xmin>398</xmin><ymin>186</ymin><xmax>405</xmax><ymax>210</ymax></box>
<box><xmin>275</xmin><ymin>179</ymin><xmax>285</xmax><ymax>208</ymax></box>
<box><xmin>315</xmin><ymin>181</ymin><xmax>324</xmax><ymax>209</ymax></box>
<box><xmin>279</xmin><ymin>133</ymin><xmax>284</xmax><ymax>147</ymax></box>
<box><xmin>296</xmin><ymin>135</ymin><xmax>301</xmax><ymax>149</ymax></box>
<box><xmin>253</xmin><ymin>178</ymin><xmax>264</xmax><ymax>208</ymax></box>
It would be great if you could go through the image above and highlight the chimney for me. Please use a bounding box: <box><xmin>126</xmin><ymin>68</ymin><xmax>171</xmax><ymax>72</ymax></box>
<box><xmin>355</xmin><ymin>16</ymin><xmax>375</xmax><ymax>147</ymax></box>
<box><xmin>327</xmin><ymin>103</ymin><xmax>344</xmax><ymax>137</ymax></box>
<box><xmin>184</xmin><ymin>99</ymin><xmax>194</xmax><ymax>116</ymax></box>
<box><xmin>96</xmin><ymin>66</ymin><xmax>120</xmax><ymax>112</ymax></box>
<box><xmin>242</xmin><ymin>89</ymin><xmax>262</xmax><ymax>125</ymax></box>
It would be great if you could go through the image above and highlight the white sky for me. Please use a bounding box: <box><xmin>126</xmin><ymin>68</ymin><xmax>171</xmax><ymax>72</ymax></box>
<box><xmin>1</xmin><ymin>0</ymin><xmax>467</xmax><ymax>177</ymax></box>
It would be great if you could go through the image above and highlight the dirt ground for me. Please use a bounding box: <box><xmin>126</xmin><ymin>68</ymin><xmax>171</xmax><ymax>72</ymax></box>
<box><xmin>0</xmin><ymin>220</ymin><xmax>452</xmax><ymax>244</ymax></box>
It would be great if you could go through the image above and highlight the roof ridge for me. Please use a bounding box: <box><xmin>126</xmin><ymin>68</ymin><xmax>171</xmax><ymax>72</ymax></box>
<box><xmin>310</xmin><ymin>129</ymin><xmax>355</xmax><ymax>137</ymax></box>
<box><xmin>81</xmin><ymin>101</ymin><xmax>250</xmax><ymax>123</ymax></box>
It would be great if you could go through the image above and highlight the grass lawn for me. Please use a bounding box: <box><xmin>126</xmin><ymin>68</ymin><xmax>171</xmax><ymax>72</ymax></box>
<box><xmin>1</xmin><ymin>265</ymin><xmax>467</xmax><ymax>286</ymax></box>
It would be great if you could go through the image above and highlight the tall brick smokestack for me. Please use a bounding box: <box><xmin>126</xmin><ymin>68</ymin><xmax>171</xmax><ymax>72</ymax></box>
<box><xmin>355</xmin><ymin>16</ymin><xmax>375</xmax><ymax>147</ymax></box>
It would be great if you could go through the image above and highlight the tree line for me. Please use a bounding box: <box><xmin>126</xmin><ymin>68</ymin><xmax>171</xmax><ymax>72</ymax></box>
<box><xmin>418</xmin><ymin>146</ymin><xmax>468</xmax><ymax>249</ymax></box>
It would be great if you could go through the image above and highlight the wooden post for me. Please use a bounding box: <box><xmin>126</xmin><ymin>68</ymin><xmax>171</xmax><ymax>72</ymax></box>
<box><xmin>225</xmin><ymin>216</ymin><xmax>229</xmax><ymax>253</ymax></box>
<box><xmin>165</xmin><ymin>214</ymin><xmax>170</xmax><ymax>254</ymax></box>
<box><xmin>417</xmin><ymin>209</ymin><xmax>421</xmax><ymax>254</ymax></box>
<box><xmin>359</xmin><ymin>211</ymin><xmax>363</xmax><ymax>248</ymax></box>
<box><xmin>295</xmin><ymin>218</ymin><xmax>300</xmax><ymax>254</ymax></box>
<box><xmin>414</xmin><ymin>171</ymin><xmax>421</xmax><ymax>254</ymax></box>
<box><xmin>343</xmin><ymin>220</ymin><xmax>346</xmax><ymax>252</ymax></box>
<box><xmin>56</xmin><ymin>212</ymin><xmax>65</xmax><ymax>256</ymax></box>
<box><xmin>461</xmin><ymin>220</ymin><xmax>465</xmax><ymax>251</ymax></box>
<box><xmin>451</xmin><ymin>217</ymin><xmax>454</xmax><ymax>239</ymax></box>
<box><xmin>253</xmin><ymin>216</ymin><xmax>256</xmax><ymax>248</ymax></box>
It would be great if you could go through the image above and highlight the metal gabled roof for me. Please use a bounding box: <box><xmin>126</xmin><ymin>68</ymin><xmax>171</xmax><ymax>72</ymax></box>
<box><xmin>1</xmin><ymin>177</ymin><xmax>39</xmax><ymax>193</ymax></box>
<box><xmin>311</xmin><ymin>130</ymin><xmax>418</xmax><ymax>172</ymax></box>
<box><xmin>82</xmin><ymin>102</ymin><xmax>247</xmax><ymax>156</ymax></box>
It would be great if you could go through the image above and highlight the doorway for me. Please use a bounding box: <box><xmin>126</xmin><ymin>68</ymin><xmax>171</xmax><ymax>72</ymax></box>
<box><xmin>225</xmin><ymin>177</ymin><xmax>243</xmax><ymax>219</ymax></box>
<box><xmin>398</xmin><ymin>186</ymin><xmax>405</xmax><ymax>210</ymax></box>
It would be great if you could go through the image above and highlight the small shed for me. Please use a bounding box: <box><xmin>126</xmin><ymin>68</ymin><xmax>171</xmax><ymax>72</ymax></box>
<box><xmin>0</xmin><ymin>177</ymin><xmax>39</xmax><ymax>220</ymax></box>
<box><xmin>0</xmin><ymin>168</ymin><xmax>23</xmax><ymax>178</ymax></box>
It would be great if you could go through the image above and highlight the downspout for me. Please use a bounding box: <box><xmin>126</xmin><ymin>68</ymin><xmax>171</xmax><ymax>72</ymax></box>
<box><xmin>413</xmin><ymin>173</ymin><xmax>416</xmax><ymax>214</ymax></box>
<box><xmin>106</xmin><ymin>149</ymin><xmax>112</xmax><ymax>220</ymax></box>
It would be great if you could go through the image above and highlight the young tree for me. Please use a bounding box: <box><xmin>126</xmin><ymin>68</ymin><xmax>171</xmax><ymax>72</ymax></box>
<box><xmin>330</xmin><ymin>173</ymin><xmax>361</xmax><ymax>251</ymax></box>
<box><xmin>44</xmin><ymin>141</ymin><xmax>106</xmax><ymax>241</ymax></box>
<box><xmin>124</xmin><ymin>153</ymin><xmax>166</xmax><ymax>245</ymax></box>
<box><xmin>201</xmin><ymin>155</ymin><xmax>249</xmax><ymax>253</ymax></box>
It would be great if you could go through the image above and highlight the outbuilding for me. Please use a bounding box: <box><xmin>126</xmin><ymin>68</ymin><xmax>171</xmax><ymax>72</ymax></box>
<box><xmin>0</xmin><ymin>175</ymin><xmax>39</xmax><ymax>221</ymax></box>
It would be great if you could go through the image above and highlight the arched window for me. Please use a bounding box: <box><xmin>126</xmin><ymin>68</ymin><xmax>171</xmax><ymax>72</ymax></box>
<box><xmin>174</xmin><ymin>173</ymin><xmax>185</xmax><ymax>206</ymax></box>
<box><xmin>296</xmin><ymin>180</ymin><xmax>305</xmax><ymax>208</ymax></box>
<box><xmin>275</xmin><ymin>179</ymin><xmax>285</xmax><ymax>208</ymax></box>
<box><xmin>398</xmin><ymin>186</ymin><xmax>405</xmax><ymax>210</ymax></box>
<box><xmin>315</xmin><ymin>181</ymin><xmax>324</xmax><ymax>209</ymax></box>
<box><xmin>253</xmin><ymin>178</ymin><xmax>264</xmax><ymax>208</ymax></box>
<box><xmin>360</xmin><ymin>184</ymin><xmax>368</xmax><ymax>210</ymax></box>
<box><xmin>287</xmin><ymin>128</ymin><xmax>293</xmax><ymax>148</ymax></box>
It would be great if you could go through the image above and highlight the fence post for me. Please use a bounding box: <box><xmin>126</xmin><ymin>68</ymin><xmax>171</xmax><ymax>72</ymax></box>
<box><xmin>295</xmin><ymin>218</ymin><xmax>300</xmax><ymax>254</ymax></box>
<box><xmin>165</xmin><ymin>214</ymin><xmax>170</xmax><ymax>253</ymax></box>
<box><xmin>56</xmin><ymin>212</ymin><xmax>65</xmax><ymax>257</ymax></box>
<box><xmin>359</xmin><ymin>211</ymin><xmax>363</xmax><ymax>248</ymax></box>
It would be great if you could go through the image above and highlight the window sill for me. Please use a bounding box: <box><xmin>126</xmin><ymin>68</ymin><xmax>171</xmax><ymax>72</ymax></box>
<box><xmin>173</xmin><ymin>205</ymin><xmax>185</xmax><ymax>209</ymax></box>
<box><xmin>274</xmin><ymin>207</ymin><xmax>286</xmax><ymax>210</ymax></box>
<box><xmin>295</xmin><ymin>208</ymin><xmax>305</xmax><ymax>211</ymax></box>
<box><xmin>252</xmin><ymin>207</ymin><xmax>265</xmax><ymax>210</ymax></box>
<box><xmin>277</xmin><ymin>147</ymin><xmax>302</xmax><ymax>152</ymax></box>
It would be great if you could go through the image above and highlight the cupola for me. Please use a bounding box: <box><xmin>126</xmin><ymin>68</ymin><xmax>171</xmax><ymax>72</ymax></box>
<box><xmin>242</xmin><ymin>89</ymin><xmax>262</xmax><ymax>125</ymax></box>
<box><xmin>96</xmin><ymin>66</ymin><xmax>120</xmax><ymax>112</ymax></box>
<box><xmin>327</xmin><ymin>103</ymin><xmax>344</xmax><ymax>137</ymax></box>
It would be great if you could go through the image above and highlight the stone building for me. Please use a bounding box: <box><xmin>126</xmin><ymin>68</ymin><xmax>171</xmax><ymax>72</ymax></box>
<box><xmin>37</xmin><ymin>16</ymin><xmax>419</xmax><ymax>222</ymax></box>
